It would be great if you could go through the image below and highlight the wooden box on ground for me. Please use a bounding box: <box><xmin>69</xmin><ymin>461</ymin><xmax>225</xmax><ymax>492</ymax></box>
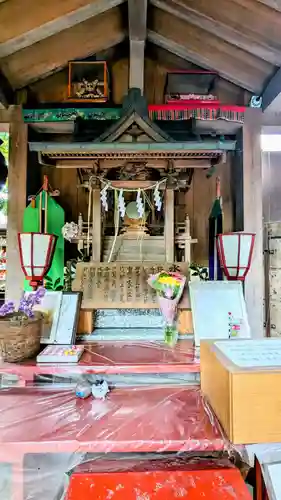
<box><xmin>200</xmin><ymin>339</ymin><xmax>281</xmax><ymax>445</ymax></box>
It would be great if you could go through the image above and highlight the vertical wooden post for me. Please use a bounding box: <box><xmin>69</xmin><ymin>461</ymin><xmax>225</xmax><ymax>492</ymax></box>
<box><xmin>243</xmin><ymin>109</ymin><xmax>264</xmax><ymax>337</ymax></box>
<box><xmin>234</xmin><ymin>109</ymin><xmax>264</xmax><ymax>337</ymax></box>
<box><xmin>91</xmin><ymin>188</ymin><xmax>101</xmax><ymax>262</ymax></box>
<box><xmin>184</xmin><ymin>215</ymin><xmax>191</xmax><ymax>264</ymax></box>
<box><xmin>165</xmin><ymin>188</ymin><xmax>174</xmax><ymax>262</ymax></box>
<box><xmin>6</xmin><ymin>105</ymin><xmax>27</xmax><ymax>302</ymax></box>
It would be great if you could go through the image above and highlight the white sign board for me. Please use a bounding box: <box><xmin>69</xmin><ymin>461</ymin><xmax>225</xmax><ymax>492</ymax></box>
<box><xmin>189</xmin><ymin>281</ymin><xmax>251</xmax><ymax>347</ymax></box>
<box><xmin>215</xmin><ymin>338</ymin><xmax>281</xmax><ymax>369</ymax></box>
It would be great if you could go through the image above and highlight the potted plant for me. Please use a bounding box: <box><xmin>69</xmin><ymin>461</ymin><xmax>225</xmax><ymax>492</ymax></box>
<box><xmin>0</xmin><ymin>287</ymin><xmax>46</xmax><ymax>362</ymax></box>
<box><xmin>189</xmin><ymin>263</ymin><xmax>209</xmax><ymax>282</ymax></box>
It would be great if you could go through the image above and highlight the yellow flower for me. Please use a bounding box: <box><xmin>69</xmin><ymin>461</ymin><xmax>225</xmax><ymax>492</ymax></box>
<box><xmin>158</xmin><ymin>276</ymin><xmax>179</xmax><ymax>286</ymax></box>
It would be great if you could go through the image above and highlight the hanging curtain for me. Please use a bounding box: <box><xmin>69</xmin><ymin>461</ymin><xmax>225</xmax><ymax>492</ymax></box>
<box><xmin>209</xmin><ymin>177</ymin><xmax>223</xmax><ymax>281</ymax></box>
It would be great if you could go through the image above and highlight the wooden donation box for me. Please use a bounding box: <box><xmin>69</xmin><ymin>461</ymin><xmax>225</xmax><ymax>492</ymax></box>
<box><xmin>201</xmin><ymin>339</ymin><xmax>281</xmax><ymax>445</ymax></box>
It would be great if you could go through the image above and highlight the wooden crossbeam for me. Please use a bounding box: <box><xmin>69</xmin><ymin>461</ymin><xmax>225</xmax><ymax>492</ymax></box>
<box><xmin>128</xmin><ymin>0</ymin><xmax>147</xmax><ymax>92</ymax></box>
<box><xmin>148</xmin><ymin>7</ymin><xmax>272</xmax><ymax>93</ymax></box>
<box><xmin>151</xmin><ymin>0</ymin><xmax>281</xmax><ymax>66</ymax></box>
<box><xmin>0</xmin><ymin>8</ymin><xmax>125</xmax><ymax>88</ymax></box>
<box><xmin>0</xmin><ymin>0</ymin><xmax>125</xmax><ymax>58</ymax></box>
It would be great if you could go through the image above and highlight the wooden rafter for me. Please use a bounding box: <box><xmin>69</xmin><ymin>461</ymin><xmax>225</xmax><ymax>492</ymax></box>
<box><xmin>151</xmin><ymin>0</ymin><xmax>281</xmax><ymax>66</ymax></box>
<box><xmin>166</xmin><ymin>0</ymin><xmax>281</xmax><ymax>59</ymax></box>
<box><xmin>0</xmin><ymin>0</ymin><xmax>125</xmax><ymax>58</ymax></box>
<box><xmin>257</xmin><ymin>0</ymin><xmax>281</xmax><ymax>11</ymax></box>
<box><xmin>0</xmin><ymin>8</ymin><xmax>125</xmax><ymax>88</ymax></box>
<box><xmin>148</xmin><ymin>7</ymin><xmax>273</xmax><ymax>93</ymax></box>
<box><xmin>128</xmin><ymin>0</ymin><xmax>147</xmax><ymax>92</ymax></box>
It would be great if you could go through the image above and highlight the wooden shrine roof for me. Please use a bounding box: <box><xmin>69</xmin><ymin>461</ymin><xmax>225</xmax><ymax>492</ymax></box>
<box><xmin>29</xmin><ymin>139</ymin><xmax>236</xmax><ymax>161</ymax></box>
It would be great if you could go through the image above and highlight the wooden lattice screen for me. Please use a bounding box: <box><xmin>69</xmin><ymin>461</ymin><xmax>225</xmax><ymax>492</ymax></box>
<box><xmin>73</xmin><ymin>262</ymin><xmax>189</xmax><ymax>309</ymax></box>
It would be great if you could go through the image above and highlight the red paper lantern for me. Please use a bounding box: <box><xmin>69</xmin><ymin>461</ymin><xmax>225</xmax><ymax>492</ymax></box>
<box><xmin>18</xmin><ymin>232</ymin><xmax>57</xmax><ymax>290</ymax></box>
<box><xmin>216</xmin><ymin>232</ymin><xmax>255</xmax><ymax>281</ymax></box>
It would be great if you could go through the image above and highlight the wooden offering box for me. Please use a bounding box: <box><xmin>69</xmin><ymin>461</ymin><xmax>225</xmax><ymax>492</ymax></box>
<box><xmin>201</xmin><ymin>339</ymin><xmax>281</xmax><ymax>445</ymax></box>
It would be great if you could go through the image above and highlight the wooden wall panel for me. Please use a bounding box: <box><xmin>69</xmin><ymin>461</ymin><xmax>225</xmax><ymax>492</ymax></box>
<box><xmin>111</xmin><ymin>58</ymin><xmax>129</xmax><ymax>104</ymax></box>
<box><xmin>42</xmin><ymin>167</ymin><xmax>88</xmax><ymax>223</ymax></box>
<box><xmin>185</xmin><ymin>157</ymin><xmax>233</xmax><ymax>266</ymax></box>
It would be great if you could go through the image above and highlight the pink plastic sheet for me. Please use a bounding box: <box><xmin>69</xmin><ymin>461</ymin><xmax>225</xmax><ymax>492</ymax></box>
<box><xmin>0</xmin><ymin>341</ymin><xmax>200</xmax><ymax>384</ymax></box>
<box><xmin>0</xmin><ymin>385</ymin><xmax>231</xmax><ymax>499</ymax></box>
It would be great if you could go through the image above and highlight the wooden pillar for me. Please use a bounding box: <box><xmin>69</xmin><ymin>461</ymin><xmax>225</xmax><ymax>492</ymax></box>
<box><xmin>234</xmin><ymin>109</ymin><xmax>264</xmax><ymax>337</ymax></box>
<box><xmin>91</xmin><ymin>188</ymin><xmax>101</xmax><ymax>261</ymax></box>
<box><xmin>165</xmin><ymin>189</ymin><xmax>174</xmax><ymax>262</ymax></box>
<box><xmin>6</xmin><ymin>105</ymin><xmax>27</xmax><ymax>302</ymax></box>
<box><xmin>243</xmin><ymin>109</ymin><xmax>264</xmax><ymax>337</ymax></box>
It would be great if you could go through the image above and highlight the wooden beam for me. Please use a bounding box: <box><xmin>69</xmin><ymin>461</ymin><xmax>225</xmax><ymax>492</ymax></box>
<box><xmin>0</xmin><ymin>70</ymin><xmax>14</xmax><ymax>108</ymax></box>
<box><xmin>0</xmin><ymin>8</ymin><xmax>125</xmax><ymax>88</ymax></box>
<box><xmin>151</xmin><ymin>0</ymin><xmax>281</xmax><ymax>66</ymax></box>
<box><xmin>154</xmin><ymin>0</ymin><xmax>281</xmax><ymax>63</ymax></box>
<box><xmin>164</xmin><ymin>189</ymin><xmax>174</xmax><ymax>262</ymax></box>
<box><xmin>128</xmin><ymin>0</ymin><xmax>147</xmax><ymax>92</ymax></box>
<box><xmin>110</xmin><ymin>180</ymin><xmax>166</xmax><ymax>189</ymax></box>
<box><xmin>148</xmin><ymin>8</ymin><xmax>273</xmax><ymax>93</ymax></box>
<box><xmin>56</xmin><ymin>158</ymin><xmax>211</xmax><ymax>169</ymax></box>
<box><xmin>0</xmin><ymin>0</ymin><xmax>125</xmax><ymax>58</ymax></box>
<box><xmin>257</xmin><ymin>0</ymin><xmax>281</xmax><ymax>11</ymax></box>
<box><xmin>6</xmin><ymin>105</ymin><xmax>27</xmax><ymax>303</ymax></box>
<box><xmin>262</xmin><ymin>67</ymin><xmax>281</xmax><ymax>112</ymax></box>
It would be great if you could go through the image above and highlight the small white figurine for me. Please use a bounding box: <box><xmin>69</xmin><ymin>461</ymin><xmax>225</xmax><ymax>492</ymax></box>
<box><xmin>75</xmin><ymin>380</ymin><xmax>92</xmax><ymax>399</ymax></box>
<box><xmin>91</xmin><ymin>379</ymin><xmax>110</xmax><ymax>400</ymax></box>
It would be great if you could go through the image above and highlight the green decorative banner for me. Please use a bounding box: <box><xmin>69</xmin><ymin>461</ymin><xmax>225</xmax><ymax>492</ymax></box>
<box><xmin>23</xmin><ymin>108</ymin><xmax>121</xmax><ymax>123</ymax></box>
<box><xmin>23</xmin><ymin>105</ymin><xmax>245</xmax><ymax>124</ymax></box>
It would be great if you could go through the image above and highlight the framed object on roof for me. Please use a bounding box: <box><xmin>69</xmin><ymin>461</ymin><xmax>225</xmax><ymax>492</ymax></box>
<box><xmin>67</xmin><ymin>61</ymin><xmax>108</xmax><ymax>103</ymax></box>
<box><xmin>165</xmin><ymin>70</ymin><xmax>219</xmax><ymax>105</ymax></box>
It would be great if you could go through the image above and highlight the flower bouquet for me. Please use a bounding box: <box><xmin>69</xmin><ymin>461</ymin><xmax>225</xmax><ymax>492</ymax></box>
<box><xmin>147</xmin><ymin>271</ymin><xmax>186</xmax><ymax>346</ymax></box>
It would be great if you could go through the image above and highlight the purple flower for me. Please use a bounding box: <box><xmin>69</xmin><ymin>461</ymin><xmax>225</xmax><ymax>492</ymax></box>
<box><xmin>0</xmin><ymin>301</ymin><xmax>15</xmax><ymax>316</ymax></box>
<box><xmin>0</xmin><ymin>287</ymin><xmax>46</xmax><ymax>319</ymax></box>
<box><xmin>35</xmin><ymin>287</ymin><xmax>46</xmax><ymax>299</ymax></box>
